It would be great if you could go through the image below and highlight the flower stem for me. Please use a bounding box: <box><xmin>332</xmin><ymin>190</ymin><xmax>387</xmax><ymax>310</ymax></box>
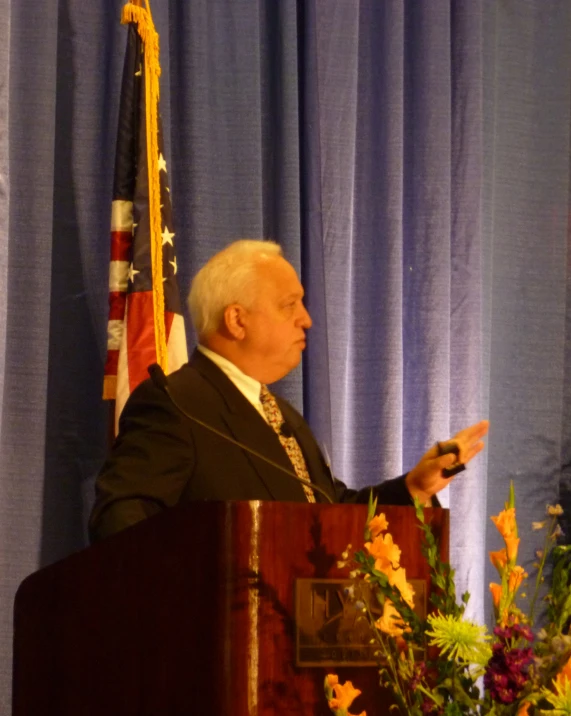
<box><xmin>528</xmin><ymin>515</ymin><xmax>557</xmax><ymax>625</ymax></box>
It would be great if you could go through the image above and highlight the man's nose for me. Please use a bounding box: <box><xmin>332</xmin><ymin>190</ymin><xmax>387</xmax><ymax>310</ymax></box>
<box><xmin>299</xmin><ymin>302</ymin><xmax>312</xmax><ymax>329</ymax></box>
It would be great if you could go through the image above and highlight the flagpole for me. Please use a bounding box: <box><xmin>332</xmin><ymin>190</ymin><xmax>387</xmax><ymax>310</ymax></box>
<box><xmin>103</xmin><ymin>1</ymin><xmax>188</xmax><ymax>436</ymax></box>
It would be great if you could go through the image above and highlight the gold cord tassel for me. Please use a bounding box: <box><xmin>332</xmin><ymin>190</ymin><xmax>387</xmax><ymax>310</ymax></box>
<box><xmin>121</xmin><ymin>1</ymin><xmax>167</xmax><ymax>370</ymax></box>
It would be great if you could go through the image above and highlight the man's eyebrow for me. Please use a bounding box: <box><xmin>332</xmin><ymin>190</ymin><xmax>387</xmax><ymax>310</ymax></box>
<box><xmin>281</xmin><ymin>290</ymin><xmax>304</xmax><ymax>301</ymax></box>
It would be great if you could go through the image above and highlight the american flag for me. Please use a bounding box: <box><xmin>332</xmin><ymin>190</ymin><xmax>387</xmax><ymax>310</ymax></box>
<box><xmin>103</xmin><ymin>2</ymin><xmax>187</xmax><ymax>429</ymax></box>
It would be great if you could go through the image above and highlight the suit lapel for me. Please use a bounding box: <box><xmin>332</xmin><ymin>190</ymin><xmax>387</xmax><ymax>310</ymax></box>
<box><xmin>185</xmin><ymin>350</ymin><xmax>308</xmax><ymax>501</ymax></box>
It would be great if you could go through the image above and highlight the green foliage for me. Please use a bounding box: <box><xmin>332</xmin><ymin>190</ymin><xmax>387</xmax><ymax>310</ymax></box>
<box><xmin>548</xmin><ymin>546</ymin><xmax>571</xmax><ymax>632</ymax></box>
<box><xmin>325</xmin><ymin>487</ymin><xmax>571</xmax><ymax>716</ymax></box>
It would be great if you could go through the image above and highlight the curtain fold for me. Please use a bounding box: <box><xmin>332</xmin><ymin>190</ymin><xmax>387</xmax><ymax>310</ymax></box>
<box><xmin>483</xmin><ymin>0</ymin><xmax>571</xmax><ymax>615</ymax></box>
<box><xmin>1</xmin><ymin>1</ymin><xmax>59</xmax><ymax>710</ymax></box>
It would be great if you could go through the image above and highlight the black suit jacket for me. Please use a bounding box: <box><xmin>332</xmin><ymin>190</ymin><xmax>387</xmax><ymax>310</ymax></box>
<box><xmin>89</xmin><ymin>350</ymin><xmax>416</xmax><ymax>541</ymax></box>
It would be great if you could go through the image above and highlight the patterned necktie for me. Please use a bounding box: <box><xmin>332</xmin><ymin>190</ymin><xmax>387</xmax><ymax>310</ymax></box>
<box><xmin>259</xmin><ymin>384</ymin><xmax>316</xmax><ymax>503</ymax></box>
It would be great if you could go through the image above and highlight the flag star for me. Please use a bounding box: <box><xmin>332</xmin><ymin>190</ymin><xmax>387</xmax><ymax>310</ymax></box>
<box><xmin>162</xmin><ymin>226</ymin><xmax>175</xmax><ymax>246</ymax></box>
<box><xmin>128</xmin><ymin>264</ymin><xmax>140</xmax><ymax>282</ymax></box>
<box><xmin>170</xmin><ymin>257</ymin><xmax>178</xmax><ymax>274</ymax></box>
<box><xmin>158</xmin><ymin>153</ymin><xmax>167</xmax><ymax>173</ymax></box>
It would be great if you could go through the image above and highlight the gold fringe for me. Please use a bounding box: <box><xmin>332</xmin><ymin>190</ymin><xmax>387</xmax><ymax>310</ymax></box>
<box><xmin>103</xmin><ymin>375</ymin><xmax>117</xmax><ymax>401</ymax></box>
<box><xmin>121</xmin><ymin>1</ymin><xmax>167</xmax><ymax>370</ymax></box>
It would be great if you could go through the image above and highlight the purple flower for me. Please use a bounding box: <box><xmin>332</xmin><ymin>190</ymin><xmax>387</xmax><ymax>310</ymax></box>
<box><xmin>409</xmin><ymin>661</ymin><xmax>427</xmax><ymax>691</ymax></box>
<box><xmin>484</xmin><ymin>644</ymin><xmax>534</xmax><ymax>704</ymax></box>
<box><xmin>513</xmin><ymin>624</ymin><xmax>534</xmax><ymax>642</ymax></box>
<box><xmin>493</xmin><ymin>625</ymin><xmax>514</xmax><ymax>641</ymax></box>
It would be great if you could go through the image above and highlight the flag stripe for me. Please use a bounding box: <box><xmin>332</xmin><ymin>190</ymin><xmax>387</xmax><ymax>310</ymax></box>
<box><xmin>110</xmin><ymin>231</ymin><xmax>133</xmax><ymax>261</ymax></box>
<box><xmin>125</xmin><ymin>291</ymin><xmax>157</xmax><ymax>394</ymax></box>
<box><xmin>109</xmin><ymin>261</ymin><xmax>130</xmax><ymax>292</ymax></box>
<box><xmin>104</xmin><ymin>6</ymin><xmax>188</xmax><ymax>432</ymax></box>
<box><xmin>110</xmin><ymin>199</ymin><xmax>134</xmax><ymax>231</ymax></box>
<box><xmin>108</xmin><ymin>293</ymin><xmax>127</xmax><ymax>323</ymax></box>
<box><xmin>107</xmin><ymin>318</ymin><xmax>125</xmax><ymax>349</ymax></box>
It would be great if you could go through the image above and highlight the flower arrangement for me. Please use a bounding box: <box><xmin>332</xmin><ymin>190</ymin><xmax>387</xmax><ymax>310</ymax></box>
<box><xmin>325</xmin><ymin>484</ymin><xmax>571</xmax><ymax>716</ymax></box>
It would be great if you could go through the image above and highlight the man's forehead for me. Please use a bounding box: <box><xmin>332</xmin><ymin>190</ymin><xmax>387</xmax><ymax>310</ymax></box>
<box><xmin>247</xmin><ymin>259</ymin><xmax>303</xmax><ymax>307</ymax></box>
<box><xmin>256</xmin><ymin>255</ymin><xmax>301</xmax><ymax>283</ymax></box>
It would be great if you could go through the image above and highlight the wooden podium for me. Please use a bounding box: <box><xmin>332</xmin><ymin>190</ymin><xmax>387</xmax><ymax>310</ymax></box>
<box><xmin>13</xmin><ymin>501</ymin><xmax>448</xmax><ymax>715</ymax></box>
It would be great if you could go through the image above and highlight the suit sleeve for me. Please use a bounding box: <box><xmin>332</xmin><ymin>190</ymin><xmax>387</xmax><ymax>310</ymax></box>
<box><xmin>277</xmin><ymin>399</ymin><xmax>440</xmax><ymax>508</ymax></box>
<box><xmin>89</xmin><ymin>380</ymin><xmax>195</xmax><ymax>542</ymax></box>
<box><xmin>334</xmin><ymin>474</ymin><xmax>440</xmax><ymax>508</ymax></box>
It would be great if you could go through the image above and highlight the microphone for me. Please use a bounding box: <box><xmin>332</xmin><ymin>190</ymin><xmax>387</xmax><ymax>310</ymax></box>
<box><xmin>280</xmin><ymin>422</ymin><xmax>294</xmax><ymax>439</ymax></box>
<box><xmin>147</xmin><ymin>363</ymin><xmax>334</xmax><ymax>504</ymax></box>
<box><xmin>148</xmin><ymin>363</ymin><xmax>169</xmax><ymax>391</ymax></box>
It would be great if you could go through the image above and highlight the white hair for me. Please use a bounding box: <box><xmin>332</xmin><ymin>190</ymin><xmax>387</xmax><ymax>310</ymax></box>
<box><xmin>188</xmin><ymin>239</ymin><xmax>283</xmax><ymax>339</ymax></box>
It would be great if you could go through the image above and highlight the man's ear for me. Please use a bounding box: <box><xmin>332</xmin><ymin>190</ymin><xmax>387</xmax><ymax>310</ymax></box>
<box><xmin>223</xmin><ymin>304</ymin><xmax>247</xmax><ymax>340</ymax></box>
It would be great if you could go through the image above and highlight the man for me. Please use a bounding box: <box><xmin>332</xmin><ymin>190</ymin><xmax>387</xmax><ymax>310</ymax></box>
<box><xmin>89</xmin><ymin>240</ymin><xmax>488</xmax><ymax>541</ymax></box>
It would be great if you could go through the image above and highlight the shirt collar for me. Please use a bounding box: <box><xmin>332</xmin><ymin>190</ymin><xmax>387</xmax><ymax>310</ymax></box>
<box><xmin>197</xmin><ymin>344</ymin><xmax>264</xmax><ymax>413</ymax></box>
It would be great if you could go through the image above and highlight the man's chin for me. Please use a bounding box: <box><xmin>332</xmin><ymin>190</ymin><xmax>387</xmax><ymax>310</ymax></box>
<box><xmin>266</xmin><ymin>354</ymin><xmax>303</xmax><ymax>384</ymax></box>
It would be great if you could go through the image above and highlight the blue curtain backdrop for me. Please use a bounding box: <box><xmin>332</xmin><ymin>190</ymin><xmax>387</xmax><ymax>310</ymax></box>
<box><xmin>1</xmin><ymin>0</ymin><xmax>570</xmax><ymax>710</ymax></box>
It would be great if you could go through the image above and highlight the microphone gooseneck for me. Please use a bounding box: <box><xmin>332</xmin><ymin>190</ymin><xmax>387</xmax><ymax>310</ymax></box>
<box><xmin>280</xmin><ymin>422</ymin><xmax>294</xmax><ymax>439</ymax></box>
<box><xmin>147</xmin><ymin>363</ymin><xmax>169</xmax><ymax>391</ymax></box>
<box><xmin>147</xmin><ymin>363</ymin><xmax>334</xmax><ymax>504</ymax></box>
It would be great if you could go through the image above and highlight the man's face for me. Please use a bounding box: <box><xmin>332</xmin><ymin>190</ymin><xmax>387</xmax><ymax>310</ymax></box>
<box><xmin>241</xmin><ymin>256</ymin><xmax>312</xmax><ymax>384</ymax></box>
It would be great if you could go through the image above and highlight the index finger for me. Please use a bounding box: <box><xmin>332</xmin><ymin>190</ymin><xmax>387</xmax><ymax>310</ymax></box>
<box><xmin>454</xmin><ymin>420</ymin><xmax>489</xmax><ymax>443</ymax></box>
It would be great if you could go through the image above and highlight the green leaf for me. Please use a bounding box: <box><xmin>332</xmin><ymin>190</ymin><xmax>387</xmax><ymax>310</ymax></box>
<box><xmin>508</xmin><ymin>479</ymin><xmax>515</xmax><ymax>510</ymax></box>
<box><xmin>365</xmin><ymin>491</ymin><xmax>378</xmax><ymax>541</ymax></box>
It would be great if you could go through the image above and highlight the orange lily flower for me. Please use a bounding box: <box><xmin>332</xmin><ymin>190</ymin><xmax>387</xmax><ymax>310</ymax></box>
<box><xmin>375</xmin><ymin>599</ymin><xmax>408</xmax><ymax>637</ymax></box>
<box><xmin>365</xmin><ymin>532</ymin><xmax>401</xmax><ymax>571</ymax></box>
<box><xmin>508</xmin><ymin>565</ymin><xmax>527</xmax><ymax>593</ymax></box>
<box><xmin>489</xmin><ymin>582</ymin><xmax>503</xmax><ymax>608</ymax></box>
<box><xmin>328</xmin><ymin>679</ymin><xmax>362</xmax><ymax>710</ymax></box>
<box><xmin>505</xmin><ymin>535</ymin><xmax>520</xmax><ymax>562</ymax></box>
<box><xmin>491</xmin><ymin>507</ymin><xmax>516</xmax><ymax>540</ymax></box>
<box><xmin>489</xmin><ymin>548</ymin><xmax>508</xmax><ymax>571</ymax></box>
<box><xmin>325</xmin><ymin>674</ymin><xmax>339</xmax><ymax>689</ymax></box>
<box><xmin>555</xmin><ymin>655</ymin><xmax>571</xmax><ymax>689</ymax></box>
<box><xmin>368</xmin><ymin>513</ymin><xmax>389</xmax><ymax>538</ymax></box>
<box><xmin>387</xmin><ymin>565</ymin><xmax>415</xmax><ymax>608</ymax></box>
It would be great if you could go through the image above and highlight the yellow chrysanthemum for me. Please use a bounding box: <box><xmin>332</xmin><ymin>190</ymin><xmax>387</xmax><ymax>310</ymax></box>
<box><xmin>542</xmin><ymin>673</ymin><xmax>571</xmax><ymax>714</ymax></box>
<box><xmin>426</xmin><ymin>613</ymin><xmax>491</xmax><ymax>665</ymax></box>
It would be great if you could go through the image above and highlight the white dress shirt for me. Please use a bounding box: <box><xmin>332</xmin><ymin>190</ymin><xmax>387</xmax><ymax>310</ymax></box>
<box><xmin>197</xmin><ymin>345</ymin><xmax>268</xmax><ymax>422</ymax></box>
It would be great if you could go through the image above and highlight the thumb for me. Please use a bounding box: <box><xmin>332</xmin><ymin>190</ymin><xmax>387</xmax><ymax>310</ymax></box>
<box><xmin>437</xmin><ymin>452</ymin><xmax>458</xmax><ymax>470</ymax></box>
